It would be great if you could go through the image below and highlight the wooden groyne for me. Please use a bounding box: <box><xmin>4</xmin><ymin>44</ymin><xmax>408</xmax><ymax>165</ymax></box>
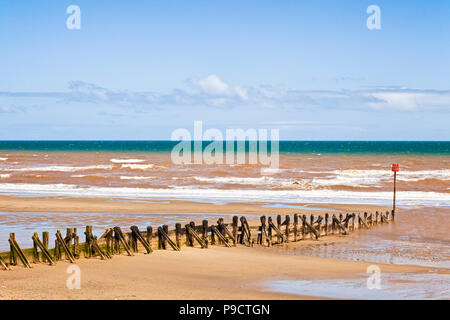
<box><xmin>0</xmin><ymin>210</ymin><xmax>395</xmax><ymax>270</ymax></box>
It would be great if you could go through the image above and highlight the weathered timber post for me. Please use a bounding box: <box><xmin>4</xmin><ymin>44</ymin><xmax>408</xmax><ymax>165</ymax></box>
<box><xmin>267</xmin><ymin>217</ymin><xmax>273</xmax><ymax>246</ymax></box>
<box><xmin>364</xmin><ymin>212</ymin><xmax>368</xmax><ymax>227</ymax></box>
<box><xmin>43</xmin><ymin>231</ymin><xmax>49</xmax><ymax>261</ymax></box>
<box><xmin>302</xmin><ymin>215</ymin><xmax>306</xmax><ymax>239</ymax></box>
<box><xmin>131</xmin><ymin>226</ymin><xmax>152</xmax><ymax>254</ymax></box>
<box><xmin>316</xmin><ymin>216</ymin><xmax>322</xmax><ymax>237</ymax></box>
<box><xmin>85</xmin><ymin>226</ymin><xmax>92</xmax><ymax>258</ymax></box>
<box><xmin>54</xmin><ymin>239</ymin><xmax>61</xmax><ymax>261</ymax></box>
<box><xmin>293</xmin><ymin>214</ymin><xmax>299</xmax><ymax>241</ymax></box>
<box><xmin>218</xmin><ymin>219</ymin><xmax>236</xmax><ymax>246</ymax></box>
<box><xmin>32</xmin><ymin>234</ymin><xmax>39</xmax><ymax>263</ymax></box>
<box><xmin>130</xmin><ymin>227</ymin><xmax>138</xmax><ymax>252</ymax></box>
<box><xmin>232</xmin><ymin>216</ymin><xmax>238</xmax><ymax>245</ymax></box>
<box><xmin>9</xmin><ymin>234</ymin><xmax>31</xmax><ymax>268</ymax></box>
<box><xmin>175</xmin><ymin>223</ymin><xmax>182</xmax><ymax>249</ymax></box>
<box><xmin>277</xmin><ymin>215</ymin><xmax>282</xmax><ymax>243</ymax></box>
<box><xmin>73</xmin><ymin>228</ymin><xmax>80</xmax><ymax>258</ymax></box>
<box><xmin>391</xmin><ymin>209</ymin><xmax>395</xmax><ymax>221</ymax></box>
<box><xmin>32</xmin><ymin>233</ymin><xmax>55</xmax><ymax>266</ymax></box>
<box><xmin>375</xmin><ymin>211</ymin><xmax>379</xmax><ymax>225</ymax></box>
<box><xmin>9</xmin><ymin>233</ymin><xmax>17</xmax><ymax>266</ymax></box>
<box><xmin>339</xmin><ymin>214</ymin><xmax>343</xmax><ymax>234</ymax></box>
<box><xmin>157</xmin><ymin>226</ymin><xmax>180</xmax><ymax>251</ymax></box>
<box><xmin>56</xmin><ymin>230</ymin><xmax>76</xmax><ymax>263</ymax></box>
<box><xmin>65</xmin><ymin>228</ymin><xmax>73</xmax><ymax>254</ymax></box>
<box><xmin>310</xmin><ymin>215</ymin><xmax>314</xmax><ymax>239</ymax></box>
<box><xmin>186</xmin><ymin>222</ymin><xmax>207</xmax><ymax>248</ymax></box>
<box><xmin>260</xmin><ymin>216</ymin><xmax>267</xmax><ymax>245</ymax></box>
<box><xmin>185</xmin><ymin>223</ymin><xmax>194</xmax><ymax>247</ymax></box>
<box><xmin>113</xmin><ymin>227</ymin><xmax>133</xmax><ymax>256</ymax></box>
<box><xmin>202</xmin><ymin>220</ymin><xmax>209</xmax><ymax>248</ymax></box>
<box><xmin>324</xmin><ymin>213</ymin><xmax>329</xmax><ymax>235</ymax></box>
<box><xmin>158</xmin><ymin>226</ymin><xmax>167</xmax><ymax>250</ymax></box>
<box><xmin>285</xmin><ymin>215</ymin><xmax>290</xmax><ymax>243</ymax></box>
<box><xmin>299</xmin><ymin>215</ymin><xmax>319</xmax><ymax>240</ymax></box>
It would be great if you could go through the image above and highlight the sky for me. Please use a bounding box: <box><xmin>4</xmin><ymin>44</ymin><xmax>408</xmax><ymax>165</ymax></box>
<box><xmin>0</xmin><ymin>0</ymin><xmax>449</xmax><ymax>140</ymax></box>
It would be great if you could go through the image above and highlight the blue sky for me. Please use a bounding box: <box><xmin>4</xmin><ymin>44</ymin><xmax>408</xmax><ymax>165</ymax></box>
<box><xmin>0</xmin><ymin>0</ymin><xmax>449</xmax><ymax>140</ymax></box>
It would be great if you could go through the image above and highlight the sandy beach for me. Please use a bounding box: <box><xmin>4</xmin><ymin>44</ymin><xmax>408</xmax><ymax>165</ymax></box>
<box><xmin>0</xmin><ymin>238</ymin><xmax>443</xmax><ymax>300</ymax></box>
<box><xmin>0</xmin><ymin>200</ymin><xmax>448</xmax><ymax>300</ymax></box>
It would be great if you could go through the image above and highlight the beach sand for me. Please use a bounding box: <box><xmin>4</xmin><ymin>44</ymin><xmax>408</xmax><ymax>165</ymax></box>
<box><xmin>0</xmin><ymin>241</ymin><xmax>440</xmax><ymax>300</ymax></box>
<box><xmin>0</xmin><ymin>200</ymin><xmax>448</xmax><ymax>300</ymax></box>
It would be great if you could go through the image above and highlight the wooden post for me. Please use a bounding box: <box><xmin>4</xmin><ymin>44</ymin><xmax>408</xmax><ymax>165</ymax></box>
<box><xmin>393</xmin><ymin>170</ymin><xmax>397</xmax><ymax>214</ymax></box>
<box><xmin>324</xmin><ymin>213</ymin><xmax>329</xmax><ymax>236</ymax></box>
<box><xmin>299</xmin><ymin>215</ymin><xmax>319</xmax><ymax>240</ymax></box>
<box><xmin>32</xmin><ymin>235</ymin><xmax>39</xmax><ymax>263</ymax></box>
<box><xmin>391</xmin><ymin>209</ymin><xmax>395</xmax><ymax>221</ymax></box>
<box><xmin>260</xmin><ymin>216</ymin><xmax>267</xmax><ymax>245</ymax></box>
<box><xmin>130</xmin><ymin>227</ymin><xmax>138</xmax><ymax>252</ymax></box>
<box><xmin>175</xmin><ymin>223</ymin><xmax>182</xmax><ymax>249</ymax></box>
<box><xmin>185</xmin><ymin>224</ymin><xmax>194</xmax><ymax>247</ymax></box>
<box><xmin>186</xmin><ymin>223</ymin><xmax>207</xmax><ymax>249</ymax></box>
<box><xmin>316</xmin><ymin>216</ymin><xmax>322</xmax><ymax>237</ymax></box>
<box><xmin>131</xmin><ymin>226</ymin><xmax>152</xmax><ymax>254</ymax></box>
<box><xmin>158</xmin><ymin>226</ymin><xmax>167</xmax><ymax>250</ymax></box>
<box><xmin>293</xmin><ymin>214</ymin><xmax>298</xmax><ymax>241</ymax></box>
<box><xmin>232</xmin><ymin>216</ymin><xmax>238</xmax><ymax>245</ymax></box>
<box><xmin>9</xmin><ymin>234</ymin><xmax>32</xmax><ymax>268</ymax></box>
<box><xmin>73</xmin><ymin>228</ymin><xmax>80</xmax><ymax>259</ymax></box>
<box><xmin>310</xmin><ymin>215</ymin><xmax>314</xmax><ymax>239</ymax></box>
<box><xmin>56</xmin><ymin>231</ymin><xmax>76</xmax><ymax>263</ymax></box>
<box><xmin>54</xmin><ymin>239</ymin><xmax>60</xmax><ymax>261</ymax></box>
<box><xmin>276</xmin><ymin>215</ymin><xmax>282</xmax><ymax>243</ymax></box>
<box><xmin>157</xmin><ymin>227</ymin><xmax>180</xmax><ymax>251</ymax></box>
<box><xmin>9</xmin><ymin>233</ymin><xmax>17</xmax><ymax>266</ymax></box>
<box><xmin>267</xmin><ymin>217</ymin><xmax>273</xmax><ymax>246</ymax></box>
<box><xmin>65</xmin><ymin>228</ymin><xmax>73</xmax><ymax>251</ymax></box>
<box><xmin>113</xmin><ymin>227</ymin><xmax>133</xmax><ymax>256</ymax></box>
<box><xmin>302</xmin><ymin>215</ymin><xmax>306</xmax><ymax>240</ymax></box>
<box><xmin>32</xmin><ymin>233</ymin><xmax>55</xmax><ymax>266</ymax></box>
<box><xmin>285</xmin><ymin>215</ymin><xmax>290</xmax><ymax>243</ymax></box>
<box><xmin>85</xmin><ymin>226</ymin><xmax>92</xmax><ymax>258</ymax></box>
<box><xmin>202</xmin><ymin>220</ymin><xmax>209</xmax><ymax>248</ymax></box>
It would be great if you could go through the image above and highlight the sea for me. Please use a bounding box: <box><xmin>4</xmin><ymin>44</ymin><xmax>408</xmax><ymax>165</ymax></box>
<box><xmin>0</xmin><ymin>141</ymin><xmax>448</xmax><ymax>207</ymax></box>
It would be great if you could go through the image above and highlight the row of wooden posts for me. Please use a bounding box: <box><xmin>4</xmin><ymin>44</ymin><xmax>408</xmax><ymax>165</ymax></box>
<box><xmin>0</xmin><ymin>210</ymin><xmax>394</xmax><ymax>270</ymax></box>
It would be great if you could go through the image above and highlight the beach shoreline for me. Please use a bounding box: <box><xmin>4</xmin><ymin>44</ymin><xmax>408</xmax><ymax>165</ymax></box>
<box><xmin>0</xmin><ymin>200</ymin><xmax>448</xmax><ymax>300</ymax></box>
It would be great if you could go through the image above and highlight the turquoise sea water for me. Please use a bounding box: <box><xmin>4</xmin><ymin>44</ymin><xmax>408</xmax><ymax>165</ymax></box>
<box><xmin>0</xmin><ymin>141</ymin><xmax>448</xmax><ymax>154</ymax></box>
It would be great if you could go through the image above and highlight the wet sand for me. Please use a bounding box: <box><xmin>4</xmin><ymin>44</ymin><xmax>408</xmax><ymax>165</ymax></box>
<box><xmin>0</xmin><ymin>195</ymin><xmax>390</xmax><ymax>214</ymax></box>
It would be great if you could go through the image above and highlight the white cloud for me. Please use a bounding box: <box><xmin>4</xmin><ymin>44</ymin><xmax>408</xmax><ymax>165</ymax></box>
<box><xmin>191</xmin><ymin>74</ymin><xmax>231</xmax><ymax>96</ymax></box>
<box><xmin>1</xmin><ymin>76</ymin><xmax>449</xmax><ymax>112</ymax></box>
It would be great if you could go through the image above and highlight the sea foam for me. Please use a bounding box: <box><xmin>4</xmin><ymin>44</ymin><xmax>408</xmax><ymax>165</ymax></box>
<box><xmin>0</xmin><ymin>183</ymin><xmax>448</xmax><ymax>207</ymax></box>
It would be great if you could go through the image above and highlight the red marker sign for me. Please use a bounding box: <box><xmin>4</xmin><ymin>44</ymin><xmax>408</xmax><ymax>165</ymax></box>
<box><xmin>392</xmin><ymin>164</ymin><xmax>399</xmax><ymax>172</ymax></box>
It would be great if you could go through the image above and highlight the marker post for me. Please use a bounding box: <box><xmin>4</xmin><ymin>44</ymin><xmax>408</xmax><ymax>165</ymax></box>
<box><xmin>392</xmin><ymin>164</ymin><xmax>399</xmax><ymax>213</ymax></box>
